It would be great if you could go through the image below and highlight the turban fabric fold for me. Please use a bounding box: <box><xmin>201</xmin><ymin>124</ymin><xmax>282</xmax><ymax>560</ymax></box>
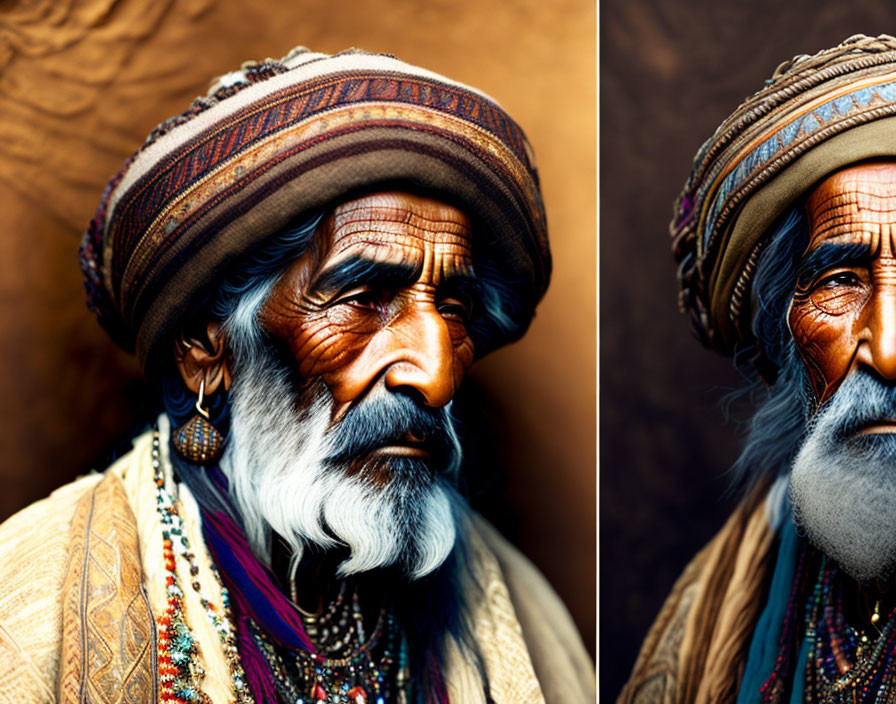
<box><xmin>80</xmin><ymin>47</ymin><xmax>550</xmax><ymax>369</ymax></box>
<box><xmin>673</xmin><ymin>34</ymin><xmax>896</xmax><ymax>358</ymax></box>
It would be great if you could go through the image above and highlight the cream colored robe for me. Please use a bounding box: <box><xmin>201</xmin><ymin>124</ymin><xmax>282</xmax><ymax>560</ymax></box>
<box><xmin>0</xmin><ymin>428</ymin><xmax>594</xmax><ymax>703</ymax></box>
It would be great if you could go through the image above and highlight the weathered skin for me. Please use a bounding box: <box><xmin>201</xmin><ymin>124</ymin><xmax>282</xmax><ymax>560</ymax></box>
<box><xmin>791</xmin><ymin>162</ymin><xmax>896</xmax><ymax>409</ymax></box>
<box><xmin>259</xmin><ymin>191</ymin><xmax>477</xmax><ymax>424</ymax></box>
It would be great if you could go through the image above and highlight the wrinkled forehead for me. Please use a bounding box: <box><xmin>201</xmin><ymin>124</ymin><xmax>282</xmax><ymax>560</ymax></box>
<box><xmin>806</xmin><ymin>163</ymin><xmax>896</xmax><ymax>248</ymax></box>
<box><xmin>322</xmin><ymin>192</ymin><xmax>474</xmax><ymax>260</ymax></box>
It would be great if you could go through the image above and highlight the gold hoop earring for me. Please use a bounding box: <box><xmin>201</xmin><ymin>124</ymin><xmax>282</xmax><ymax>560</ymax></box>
<box><xmin>171</xmin><ymin>379</ymin><xmax>225</xmax><ymax>463</ymax></box>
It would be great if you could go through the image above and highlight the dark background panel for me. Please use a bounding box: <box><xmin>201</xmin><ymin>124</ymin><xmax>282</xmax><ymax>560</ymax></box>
<box><xmin>600</xmin><ymin>1</ymin><xmax>896</xmax><ymax>698</ymax></box>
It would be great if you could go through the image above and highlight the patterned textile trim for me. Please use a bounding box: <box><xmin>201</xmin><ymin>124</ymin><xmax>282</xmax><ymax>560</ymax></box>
<box><xmin>57</xmin><ymin>472</ymin><xmax>157</xmax><ymax>704</ymax></box>
<box><xmin>80</xmin><ymin>47</ymin><xmax>549</xmax><ymax>368</ymax></box>
<box><xmin>119</xmin><ymin>101</ymin><xmax>539</xmax><ymax>312</ymax></box>
<box><xmin>672</xmin><ymin>34</ymin><xmax>896</xmax><ymax>356</ymax></box>
<box><xmin>107</xmin><ymin>76</ymin><xmax>535</xmax><ymax>279</ymax></box>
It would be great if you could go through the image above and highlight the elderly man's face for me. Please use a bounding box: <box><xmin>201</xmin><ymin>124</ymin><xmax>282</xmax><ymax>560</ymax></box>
<box><xmin>790</xmin><ymin>163</ymin><xmax>896</xmax><ymax>405</ymax></box>
<box><xmin>788</xmin><ymin>162</ymin><xmax>896</xmax><ymax>582</ymax></box>
<box><xmin>220</xmin><ymin>191</ymin><xmax>479</xmax><ymax>576</ymax></box>
<box><xmin>260</xmin><ymin>190</ymin><xmax>476</xmax><ymax>433</ymax></box>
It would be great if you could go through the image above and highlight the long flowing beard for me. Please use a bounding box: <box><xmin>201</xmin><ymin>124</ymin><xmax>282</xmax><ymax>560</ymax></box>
<box><xmin>221</xmin><ymin>342</ymin><xmax>464</xmax><ymax>580</ymax></box>
<box><xmin>790</xmin><ymin>370</ymin><xmax>896</xmax><ymax>583</ymax></box>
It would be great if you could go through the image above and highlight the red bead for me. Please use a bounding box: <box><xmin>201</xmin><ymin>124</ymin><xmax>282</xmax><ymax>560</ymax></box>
<box><xmin>313</xmin><ymin>683</ymin><xmax>327</xmax><ymax>700</ymax></box>
<box><xmin>347</xmin><ymin>686</ymin><xmax>367</xmax><ymax>703</ymax></box>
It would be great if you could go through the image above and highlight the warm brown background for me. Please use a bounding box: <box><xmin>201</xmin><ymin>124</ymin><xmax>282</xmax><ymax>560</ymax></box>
<box><xmin>0</xmin><ymin>0</ymin><xmax>595</xmax><ymax>666</ymax></box>
<box><xmin>601</xmin><ymin>0</ymin><xmax>896</xmax><ymax>699</ymax></box>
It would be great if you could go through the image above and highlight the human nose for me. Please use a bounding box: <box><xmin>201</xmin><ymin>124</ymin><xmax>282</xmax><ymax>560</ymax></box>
<box><xmin>858</xmin><ymin>286</ymin><xmax>896</xmax><ymax>380</ymax></box>
<box><xmin>381</xmin><ymin>304</ymin><xmax>456</xmax><ymax>408</ymax></box>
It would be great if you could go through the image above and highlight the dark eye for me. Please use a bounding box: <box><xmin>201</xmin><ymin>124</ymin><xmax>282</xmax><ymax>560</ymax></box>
<box><xmin>333</xmin><ymin>288</ymin><xmax>385</xmax><ymax>310</ymax></box>
<box><xmin>438</xmin><ymin>296</ymin><xmax>472</xmax><ymax>322</ymax></box>
<box><xmin>815</xmin><ymin>271</ymin><xmax>861</xmax><ymax>289</ymax></box>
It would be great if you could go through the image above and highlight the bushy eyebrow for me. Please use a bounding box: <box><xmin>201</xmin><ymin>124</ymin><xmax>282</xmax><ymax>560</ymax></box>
<box><xmin>310</xmin><ymin>254</ymin><xmax>481</xmax><ymax>300</ymax></box>
<box><xmin>312</xmin><ymin>256</ymin><xmax>421</xmax><ymax>296</ymax></box>
<box><xmin>796</xmin><ymin>241</ymin><xmax>873</xmax><ymax>289</ymax></box>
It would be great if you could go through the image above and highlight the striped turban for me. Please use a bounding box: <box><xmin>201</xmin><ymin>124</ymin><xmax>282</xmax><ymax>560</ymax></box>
<box><xmin>80</xmin><ymin>47</ymin><xmax>549</xmax><ymax>370</ymax></box>
<box><xmin>673</xmin><ymin>34</ymin><xmax>896</xmax><ymax>358</ymax></box>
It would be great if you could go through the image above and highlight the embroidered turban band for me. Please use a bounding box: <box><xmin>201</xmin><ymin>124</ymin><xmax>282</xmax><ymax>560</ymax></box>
<box><xmin>80</xmin><ymin>48</ymin><xmax>549</xmax><ymax>370</ymax></box>
<box><xmin>673</xmin><ymin>34</ymin><xmax>896</xmax><ymax>358</ymax></box>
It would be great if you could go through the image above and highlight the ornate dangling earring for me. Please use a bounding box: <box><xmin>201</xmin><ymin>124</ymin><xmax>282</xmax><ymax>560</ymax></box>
<box><xmin>171</xmin><ymin>379</ymin><xmax>225</xmax><ymax>463</ymax></box>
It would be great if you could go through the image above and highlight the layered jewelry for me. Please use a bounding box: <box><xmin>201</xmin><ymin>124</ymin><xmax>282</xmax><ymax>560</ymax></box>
<box><xmin>802</xmin><ymin>557</ymin><xmax>896</xmax><ymax>704</ymax></box>
<box><xmin>154</xmin><ymin>424</ymin><xmax>412</xmax><ymax>704</ymax></box>
<box><xmin>250</xmin><ymin>577</ymin><xmax>410</xmax><ymax>704</ymax></box>
<box><xmin>153</xmin><ymin>429</ymin><xmax>253</xmax><ymax>704</ymax></box>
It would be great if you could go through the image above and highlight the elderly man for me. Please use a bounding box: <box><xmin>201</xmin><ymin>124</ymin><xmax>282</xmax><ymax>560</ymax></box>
<box><xmin>0</xmin><ymin>48</ymin><xmax>593</xmax><ymax>703</ymax></box>
<box><xmin>621</xmin><ymin>34</ymin><xmax>896</xmax><ymax>704</ymax></box>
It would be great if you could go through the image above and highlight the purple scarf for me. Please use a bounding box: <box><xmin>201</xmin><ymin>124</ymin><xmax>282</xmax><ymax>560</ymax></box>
<box><xmin>195</xmin><ymin>468</ymin><xmax>314</xmax><ymax>703</ymax></box>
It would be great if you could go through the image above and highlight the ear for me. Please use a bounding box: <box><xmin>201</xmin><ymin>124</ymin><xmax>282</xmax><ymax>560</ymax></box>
<box><xmin>173</xmin><ymin>321</ymin><xmax>232</xmax><ymax>396</ymax></box>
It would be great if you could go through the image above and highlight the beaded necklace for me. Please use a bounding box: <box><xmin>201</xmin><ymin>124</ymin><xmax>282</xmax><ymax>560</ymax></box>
<box><xmin>251</xmin><ymin>576</ymin><xmax>410</xmax><ymax>704</ymax></box>
<box><xmin>153</xmin><ymin>429</ymin><xmax>255</xmax><ymax>704</ymax></box>
<box><xmin>802</xmin><ymin>557</ymin><xmax>896</xmax><ymax>704</ymax></box>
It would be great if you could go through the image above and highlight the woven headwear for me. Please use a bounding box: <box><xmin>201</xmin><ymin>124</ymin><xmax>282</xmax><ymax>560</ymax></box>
<box><xmin>80</xmin><ymin>47</ymin><xmax>549</xmax><ymax>369</ymax></box>
<box><xmin>673</xmin><ymin>34</ymin><xmax>896</xmax><ymax>357</ymax></box>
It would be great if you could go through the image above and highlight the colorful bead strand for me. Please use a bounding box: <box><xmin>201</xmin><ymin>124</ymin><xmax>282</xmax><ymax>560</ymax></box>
<box><xmin>153</xmin><ymin>429</ymin><xmax>254</xmax><ymax>704</ymax></box>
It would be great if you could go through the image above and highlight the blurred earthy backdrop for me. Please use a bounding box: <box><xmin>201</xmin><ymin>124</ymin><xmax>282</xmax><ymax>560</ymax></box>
<box><xmin>601</xmin><ymin>0</ymin><xmax>896</xmax><ymax>698</ymax></box>
<box><xmin>0</xmin><ymin>0</ymin><xmax>595</xmax><ymax>659</ymax></box>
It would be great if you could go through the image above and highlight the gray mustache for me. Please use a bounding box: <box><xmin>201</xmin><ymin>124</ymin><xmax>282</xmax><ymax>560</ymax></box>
<box><xmin>821</xmin><ymin>371</ymin><xmax>896</xmax><ymax>441</ymax></box>
<box><xmin>324</xmin><ymin>392</ymin><xmax>458</xmax><ymax>470</ymax></box>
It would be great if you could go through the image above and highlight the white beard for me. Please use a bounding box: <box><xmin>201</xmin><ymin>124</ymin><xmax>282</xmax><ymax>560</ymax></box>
<box><xmin>220</xmin><ymin>343</ymin><xmax>461</xmax><ymax>580</ymax></box>
<box><xmin>790</xmin><ymin>370</ymin><xmax>896</xmax><ymax>583</ymax></box>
